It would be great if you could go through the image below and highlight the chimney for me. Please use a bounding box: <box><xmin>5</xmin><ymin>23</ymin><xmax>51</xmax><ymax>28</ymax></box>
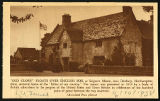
<box><xmin>123</xmin><ymin>6</ymin><xmax>136</xmax><ymax>20</ymax></box>
<box><xmin>62</xmin><ymin>14</ymin><xmax>71</xmax><ymax>28</ymax></box>
<box><xmin>123</xmin><ymin>6</ymin><xmax>133</xmax><ymax>15</ymax></box>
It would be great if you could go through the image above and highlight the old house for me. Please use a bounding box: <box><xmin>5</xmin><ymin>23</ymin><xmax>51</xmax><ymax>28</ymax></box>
<box><xmin>14</xmin><ymin>48</ymin><xmax>39</xmax><ymax>63</ymax></box>
<box><xmin>42</xmin><ymin>6</ymin><xmax>147</xmax><ymax>71</ymax></box>
<box><xmin>137</xmin><ymin>16</ymin><xmax>153</xmax><ymax>66</ymax></box>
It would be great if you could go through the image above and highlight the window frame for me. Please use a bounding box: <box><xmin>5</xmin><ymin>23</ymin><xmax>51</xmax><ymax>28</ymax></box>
<box><xmin>63</xmin><ymin>43</ymin><xmax>67</xmax><ymax>48</ymax></box>
<box><xmin>95</xmin><ymin>40</ymin><xmax>102</xmax><ymax>47</ymax></box>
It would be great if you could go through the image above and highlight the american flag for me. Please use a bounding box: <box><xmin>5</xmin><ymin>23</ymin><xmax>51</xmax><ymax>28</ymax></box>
<box><xmin>40</xmin><ymin>22</ymin><xmax>47</xmax><ymax>30</ymax></box>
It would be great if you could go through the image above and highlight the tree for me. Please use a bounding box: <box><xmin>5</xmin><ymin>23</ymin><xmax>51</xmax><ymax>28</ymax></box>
<box><xmin>142</xmin><ymin>6</ymin><xmax>153</xmax><ymax>13</ymax></box>
<box><xmin>40</xmin><ymin>33</ymin><xmax>51</xmax><ymax>48</ymax></box>
<box><xmin>142</xmin><ymin>6</ymin><xmax>153</xmax><ymax>24</ymax></box>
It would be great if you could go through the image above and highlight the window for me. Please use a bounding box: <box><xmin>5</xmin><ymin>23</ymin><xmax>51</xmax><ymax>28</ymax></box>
<box><xmin>63</xmin><ymin>43</ymin><xmax>67</xmax><ymax>48</ymax></box>
<box><xmin>96</xmin><ymin>40</ymin><xmax>102</xmax><ymax>47</ymax></box>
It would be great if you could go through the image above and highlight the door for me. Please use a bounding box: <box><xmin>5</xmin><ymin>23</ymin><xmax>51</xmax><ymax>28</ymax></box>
<box><xmin>49</xmin><ymin>53</ymin><xmax>53</xmax><ymax>65</ymax></box>
<box><xmin>62</xmin><ymin>57</ymin><xmax>69</xmax><ymax>71</ymax></box>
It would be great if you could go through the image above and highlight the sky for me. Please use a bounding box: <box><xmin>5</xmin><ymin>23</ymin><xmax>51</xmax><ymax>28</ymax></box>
<box><xmin>10</xmin><ymin>6</ymin><xmax>151</xmax><ymax>55</ymax></box>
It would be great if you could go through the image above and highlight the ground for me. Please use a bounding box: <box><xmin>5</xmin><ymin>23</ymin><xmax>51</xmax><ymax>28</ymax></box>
<box><xmin>10</xmin><ymin>64</ymin><xmax>152</xmax><ymax>76</ymax></box>
<box><xmin>10</xmin><ymin>64</ymin><xmax>116</xmax><ymax>76</ymax></box>
<box><xmin>11</xmin><ymin>71</ymin><xmax>122</xmax><ymax>76</ymax></box>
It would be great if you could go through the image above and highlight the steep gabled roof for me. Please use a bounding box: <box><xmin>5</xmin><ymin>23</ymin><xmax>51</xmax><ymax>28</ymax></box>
<box><xmin>46</xmin><ymin>12</ymin><xmax>128</xmax><ymax>45</ymax></box>
<box><xmin>16</xmin><ymin>48</ymin><xmax>38</xmax><ymax>60</ymax></box>
<box><xmin>71</xmin><ymin>12</ymin><xmax>128</xmax><ymax>41</ymax></box>
<box><xmin>46</xmin><ymin>24</ymin><xmax>63</xmax><ymax>45</ymax></box>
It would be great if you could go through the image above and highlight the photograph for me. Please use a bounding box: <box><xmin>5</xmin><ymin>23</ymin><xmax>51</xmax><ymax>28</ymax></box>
<box><xmin>10</xmin><ymin>5</ymin><xmax>154</xmax><ymax>76</ymax></box>
<box><xmin>3</xmin><ymin>2</ymin><xmax>158</xmax><ymax>99</ymax></box>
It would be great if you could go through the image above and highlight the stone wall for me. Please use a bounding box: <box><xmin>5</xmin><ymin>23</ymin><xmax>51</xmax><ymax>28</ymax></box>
<box><xmin>71</xmin><ymin>42</ymin><xmax>83</xmax><ymax>64</ymax></box>
<box><xmin>59</xmin><ymin>30</ymin><xmax>72</xmax><ymax>65</ymax></box>
<box><xmin>83</xmin><ymin>38</ymin><xmax>119</xmax><ymax>65</ymax></box>
<box><xmin>44</xmin><ymin>46</ymin><xmax>54</xmax><ymax>63</ymax></box>
<box><xmin>83</xmin><ymin>41</ymin><xmax>94</xmax><ymax>64</ymax></box>
<box><xmin>103</xmin><ymin>38</ymin><xmax>119</xmax><ymax>61</ymax></box>
<box><xmin>121</xmin><ymin>14</ymin><xmax>142</xmax><ymax>66</ymax></box>
<box><xmin>85</xmin><ymin>65</ymin><xmax>153</xmax><ymax>76</ymax></box>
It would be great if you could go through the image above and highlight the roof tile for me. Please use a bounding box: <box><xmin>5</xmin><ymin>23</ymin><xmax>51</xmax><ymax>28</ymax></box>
<box><xmin>46</xmin><ymin>12</ymin><xmax>128</xmax><ymax>45</ymax></box>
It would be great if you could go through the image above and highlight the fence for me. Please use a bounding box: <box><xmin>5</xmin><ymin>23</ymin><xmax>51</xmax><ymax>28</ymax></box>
<box><xmin>10</xmin><ymin>64</ymin><xmax>33</xmax><ymax>71</ymax></box>
<box><xmin>10</xmin><ymin>63</ymin><xmax>60</xmax><ymax>72</ymax></box>
<box><xmin>85</xmin><ymin>65</ymin><xmax>153</xmax><ymax>76</ymax></box>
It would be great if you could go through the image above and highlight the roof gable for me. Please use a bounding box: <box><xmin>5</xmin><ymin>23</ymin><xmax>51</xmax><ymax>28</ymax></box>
<box><xmin>14</xmin><ymin>50</ymin><xmax>22</xmax><ymax>59</ymax></box>
<box><xmin>47</xmin><ymin>25</ymin><xmax>64</xmax><ymax>45</ymax></box>
<box><xmin>60</xmin><ymin>30</ymin><xmax>71</xmax><ymax>42</ymax></box>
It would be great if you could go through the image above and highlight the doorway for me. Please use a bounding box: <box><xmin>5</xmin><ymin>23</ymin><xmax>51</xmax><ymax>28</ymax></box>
<box><xmin>62</xmin><ymin>57</ymin><xmax>69</xmax><ymax>71</ymax></box>
<box><xmin>49</xmin><ymin>53</ymin><xmax>53</xmax><ymax>65</ymax></box>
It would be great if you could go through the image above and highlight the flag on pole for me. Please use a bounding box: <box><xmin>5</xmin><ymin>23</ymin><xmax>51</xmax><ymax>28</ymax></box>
<box><xmin>40</xmin><ymin>22</ymin><xmax>47</xmax><ymax>30</ymax></box>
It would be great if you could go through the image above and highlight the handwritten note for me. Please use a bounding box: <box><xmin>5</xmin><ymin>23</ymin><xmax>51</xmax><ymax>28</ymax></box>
<box><xmin>16</xmin><ymin>90</ymin><xmax>49</xmax><ymax>97</ymax></box>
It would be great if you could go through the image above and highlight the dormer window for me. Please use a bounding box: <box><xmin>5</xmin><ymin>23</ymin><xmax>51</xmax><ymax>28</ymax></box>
<box><xmin>96</xmin><ymin>40</ymin><xmax>102</xmax><ymax>47</ymax></box>
<box><xmin>63</xmin><ymin>43</ymin><xmax>67</xmax><ymax>48</ymax></box>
